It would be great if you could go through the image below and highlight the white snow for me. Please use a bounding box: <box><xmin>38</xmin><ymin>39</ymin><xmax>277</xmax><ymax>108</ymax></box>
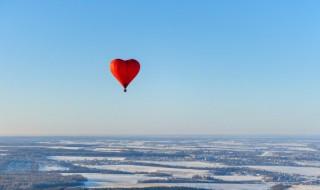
<box><xmin>57</xmin><ymin>140</ymin><xmax>101</xmax><ymax>145</ymax></box>
<box><xmin>62</xmin><ymin>173</ymin><xmax>165</xmax><ymax>187</ymax></box>
<box><xmin>39</xmin><ymin>165</ymin><xmax>69</xmax><ymax>171</ymax></box>
<box><xmin>288</xmin><ymin>185</ymin><xmax>320</xmax><ymax>190</ymax></box>
<box><xmin>248</xmin><ymin>166</ymin><xmax>320</xmax><ymax>176</ymax></box>
<box><xmin>287</xmin><ymin>147</ymin><xmax>318</xmax><ymax>152</ymax></box>
<box><xmin>137</xmin><ymin>160</ymin><xmax>225</xmax><ymax>168</ymax></box>
<box><xmin>62</xmin><ymin>173</ymin><xmax>270</xmax><ymax>189</ymax></box>
<box><xmin>161</xmin><ymin>183</ymin><xmax>270</xmax><ymax>190</ymax></box>
<box><xmin>47</xmin><ymin>146</ymin><xmax>82</xmax><ymax>150</ymax></box>
<box><xmin>214</xmin><ymin>175</ymin><xmax>263</xmax><ymax>182</ymax></box>
<box><xmin>211</xmin><ymin>141</ymin><xmax>244</xmax><ymax>146</ymax></box>
<box><xmin>295</xmin><ymin>161</ymin><xmax>320</xmax><ymax>167</ymax></box>
<box><xmin>262</xmin><ymin>143</ymin><xmax>308</xmax><ymax>147</ymax></box>
<box><xmin>80</xmin><ymin>164</ymin><xmax>209</xmax><ymax>178</ymax></box>
<box><xmin>260</xmin><ymin>151</ymin><xmax>274</xmax><ymax>157</ymax></box>
<box><xmin>93</xmin><ymin>147</ymin><xmax>123</xmax><ymax>152</ymax></box>
<box><xmin>48</xmin><ymin>156</ymin><xmax>125</xmax><ymax>162</ymax></box>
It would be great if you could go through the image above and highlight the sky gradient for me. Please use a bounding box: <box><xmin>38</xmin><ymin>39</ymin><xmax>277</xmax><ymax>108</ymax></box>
<box><xmin>0</xmin><ymin>0</ymin><xmax>319</xmax><ymax>135</ymax></box>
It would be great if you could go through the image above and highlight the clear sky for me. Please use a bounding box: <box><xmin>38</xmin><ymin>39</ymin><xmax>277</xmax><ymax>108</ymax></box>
<box><xmin>0</xmin><ymin>0</ymin><xmax>319</xmax><ymax>136</ymax></box>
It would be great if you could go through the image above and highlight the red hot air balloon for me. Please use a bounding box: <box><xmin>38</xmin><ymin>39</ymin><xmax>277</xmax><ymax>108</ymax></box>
<box><xmin>110</xmin><ymin>59</ymin><xmax>140</xmax><ymax>92</ymax></box>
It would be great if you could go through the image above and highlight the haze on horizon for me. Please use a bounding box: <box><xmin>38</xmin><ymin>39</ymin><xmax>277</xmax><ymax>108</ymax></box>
<box><xmin>0</xmin><ymin>0</ymin><xmax>319</xmax><ymax>136</ymax></box>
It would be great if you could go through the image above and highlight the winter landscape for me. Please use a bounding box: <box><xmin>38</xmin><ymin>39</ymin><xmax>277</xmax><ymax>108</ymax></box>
<box><xmin>0</xmin><ymin>136</ymin><xmax>319</xmax><ymax>190</ymax></box>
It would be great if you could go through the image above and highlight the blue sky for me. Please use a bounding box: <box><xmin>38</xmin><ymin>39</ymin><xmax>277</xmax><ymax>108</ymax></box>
<box><xmin>0</xmin><ymin>0</ymin><xmax>319</xmax><ymax>135</ymax></box>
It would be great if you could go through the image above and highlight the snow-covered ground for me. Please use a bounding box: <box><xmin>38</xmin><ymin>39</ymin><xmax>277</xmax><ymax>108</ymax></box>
<box><xmin>79</xmin><ymin>164</ymin><xmax>209</xmax><ymax>178</ymax></box>
<box><xmin>137</xmin><ymin>160</ymin><xmax>225</xmax><ymax>168</ymax></box>
<box><xmin>62</xmin><ymin>173</ymin><xmax>165</xmax><ymax>187</ymax></box>
<box><xmin>47</xmin><ymin>146</ymin><xmax>82</xmax><ymax>150</ymax></box>
<box><xmin>93</xmin><ymin>147</ymin><xmax>123</xmax><ymax>152</ymax></box>
<box><xmin>62</xmin><ymin>173</ymin><xmax>271</xmax><ymax>189</ymax></box>
<box><xmin>248</xmin><ymin>166</ymin><xmax>320</xmax><ymax>176</ymax></box>
<box><xmin>39</xmin><ymin>165</ymin><xmax>69</xmax><ymax>171</ymax></box>
<box><xmin>48</xmin><ymin>156</ymin><xmax>126</xmax><ymax>162</ymax></box>
<box><xmin>214</xmin><ymin>175</ymin><xmax>264</xmax><ymax>182</ymax></box>
<box><xmin>2</xmin><ymin>137</ymin><xmax>319</xmax><ymax>189</ymax></box>
<box><xmin>287</xmin><ymin>147</ymin><xmax>318</xmax><ymax>152</ymax></box>
<box><xmin>295</xmin><ymin>161</ymin><xmax>320</xmax><ymax>167</ymax></box>
<box><xmin>288</xmin><ymin>185</ymin><xmax>320</xmax><ymax>190</ymax></box>
<box><xmin>259</xmin><ymin>151</ymin><xmax>274</xmax><ymax>157</ymax></box>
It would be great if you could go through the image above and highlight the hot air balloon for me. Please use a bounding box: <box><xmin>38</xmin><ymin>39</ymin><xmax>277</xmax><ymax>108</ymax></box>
<box><xmin>110</xmin><ymin>59</ymin><xmax>140</xmax><ymax>92</ymax></box>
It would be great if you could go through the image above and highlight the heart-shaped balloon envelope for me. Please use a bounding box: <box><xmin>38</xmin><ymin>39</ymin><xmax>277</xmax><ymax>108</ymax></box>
<box><xmin>110</xmin><ymin>59</ymin><xmax>140</xmax><ymax>92</ymax></box>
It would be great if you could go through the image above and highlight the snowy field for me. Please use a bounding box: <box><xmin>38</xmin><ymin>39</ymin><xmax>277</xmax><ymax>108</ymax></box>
<box><xmin>48</xmin><ymin>156</ymin><xmax>126</xmax><ymax>162</ymax></box>
<box><xmin>39</xmin><ymin>165</ymin><xmax>69</xmax><ymax>171</ymax></box>
<box><xmin>288</xmin><ymin>185</ymin><xmax>320</xmax><ymax>190</ymax></box>
<box><xmin>49</xmin><ymin>137</ymin><xmax>320</xmax><ymax>188</ymax></box>
<box><xmin>62</xmin><ymin>173</ymin><xmax>271</xmax><ymax>190</ymax></box>
<box><xmin>80</xmin><ymin>164</ymin><xmax>210</xmax><ymax>178</ymax></box>
<box><xmin>136</xmin><ymin>160</ymin><xmax>226</xmax><ymax>168</ymax></box>
<box><xmin>0</xmin><ymin>136</ymin><xmax>319</xmax><ymax>189</ymax></box>
<box><xmin>248</xmin><ymin>166</ymin><xmax>320</xmax><ymax>176</ymax></box>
